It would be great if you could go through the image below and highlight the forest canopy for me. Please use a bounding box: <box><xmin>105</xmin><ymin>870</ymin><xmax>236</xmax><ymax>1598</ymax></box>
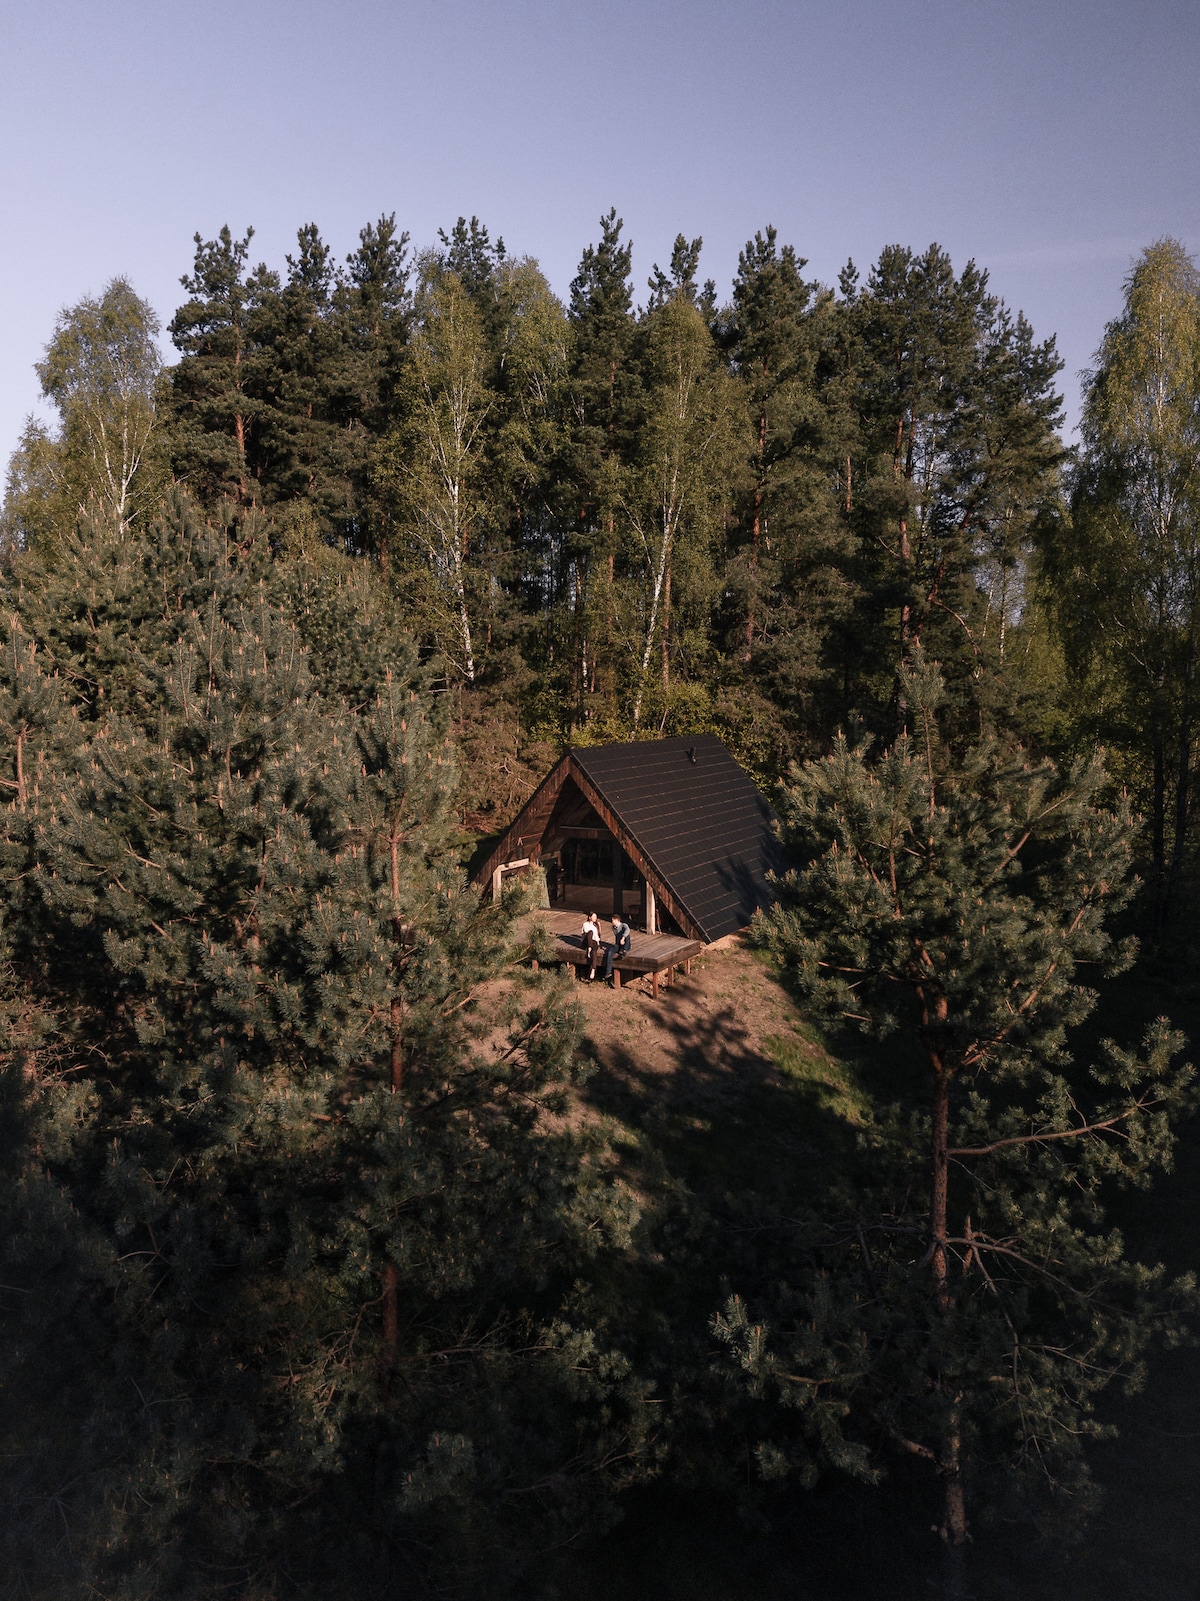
<box><xmin>3</xmin><ymin>214</ymin><xmax>1069</xmax><ymax>795</ymax></box>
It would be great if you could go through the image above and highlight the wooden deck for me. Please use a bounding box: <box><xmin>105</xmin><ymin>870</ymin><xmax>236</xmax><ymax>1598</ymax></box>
<box><xmin>535</xmin><ymin>910</ymin><xmax>704</xmax><ymax>996</ymax></box>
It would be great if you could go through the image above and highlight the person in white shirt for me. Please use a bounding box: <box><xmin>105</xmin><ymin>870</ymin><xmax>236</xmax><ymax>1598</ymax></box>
<box><xmin>581</xmin><ymin>913</ymin><xmax>602</xmax><ymax>979</ymax></box>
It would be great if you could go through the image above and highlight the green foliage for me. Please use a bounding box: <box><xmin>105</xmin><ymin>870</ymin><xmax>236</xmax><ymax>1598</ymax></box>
<box><xmin>1042</xmin><ymin>239</ymin><xmax>1200</xmax><ymax>922</ymax></box>
<box><xmin>0</xmin><ymin>417</ymin><xmax>60</xmax><ymax>552</ymax></box>
<box><xmin>543</xmin><ymin>208</ymin><xmax>643</xmax><ymax>729</ymax></box>
<box><xmin>0</xmin><ymin>500</ymin><xmax>648</xmax><ymax>1599</ymax></box>
<box><xmin>6</xmin><ymin>213</ymin><xmax>1066</xmax><ymax>779</ymax></box>
<box><xmin>165</xmin><ymin>220</ymin><xmax>412</xmax><ymax>544</ymax></box>
<box><xmin>832</xmin><ymin>245</ymin><xmax>1064</xmax><ymax>737</ymax></box>
<box><xmin>372</xmin><ymin>268</ymin><xmax>500</xmax><ymax>683</ymax></box>
<box><xmin>166</xmin><ymin>226</ymin><xmax>272</xmax><ymax>507</ymax></box>
<box><xmin>716</xmin><ymin>226</ymin><xmax>851</xmax><ymax>755</ymax></box>
<box><xmin>622</xmin><ymin>292</ymin><xmax>745</xmax><ymax>731</ymax></box>
<box><xmin>7</xmin><ymin>211</ymin><xmax>1200</xmax><ymax>1601</ymax></box>
<box><xmin>738</xmin><ymin>655</ymin><xmax>1196</xmax><ymax>1590</ymax></box>
<box><xmin>1</xmin><ymin>278</ymin><xmax>163</xmax><ymax>548</ymax></box>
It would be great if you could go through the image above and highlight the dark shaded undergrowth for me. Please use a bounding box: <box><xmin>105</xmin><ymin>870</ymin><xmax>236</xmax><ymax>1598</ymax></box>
<box><xmin>546</xmin><ymin>910</ymin><xmax>1200</xmax><ymax>1601</ymax></box>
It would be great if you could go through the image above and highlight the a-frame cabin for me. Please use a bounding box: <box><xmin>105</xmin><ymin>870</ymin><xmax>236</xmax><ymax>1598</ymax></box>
<box><xmin>472</xmin><ymin>734</ymin><xmax>784</xmax><ymax>945</ymax></box>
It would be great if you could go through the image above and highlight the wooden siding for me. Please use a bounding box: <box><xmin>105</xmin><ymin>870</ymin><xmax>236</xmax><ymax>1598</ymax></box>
<box><xmin>473</xmin><ymin>755</ymin><xmax>571</xmax><ymax>887</ymax></box>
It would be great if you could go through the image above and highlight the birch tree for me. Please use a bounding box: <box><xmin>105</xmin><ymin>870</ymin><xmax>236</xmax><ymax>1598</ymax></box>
<box><xmin>378</xmin><ymin>271</ymin><xmax>495</xmax><ymax>682</ymax></box>
<box><xmin>2</xmin><ymin>278</ymin><xmax>162</xmax><ymax>546</ymax></box>
<box><xmin>1047</xmin><ymin>239</ymin><xmax>1200</xmax><ymax>923</ymax></box>
<box><xmin>624</xmin><ymin>295</ymin><xmax>740</xmax><ymax>730</ymax></box>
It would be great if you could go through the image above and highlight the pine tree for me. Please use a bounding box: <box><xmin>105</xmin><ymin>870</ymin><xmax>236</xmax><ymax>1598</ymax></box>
<box><xmin>552</xmin><ymin>209</ymin><xmax>643</xmax><ymax>727</ymax></box>
<box><xmin>437</xmin><ymin>215</ymin><xmax>507</xmax><ymax>315</ymax></box>
<box><xmin>716</xmin><ymin>226</ymin><xmax>851</xmax><ymax>764</ymax></box>
<box><xmin>721</xmin><ymin>654</ymin><xmax>1196</xmax><ymax>1598</ymax></box>
<box><xmin>647</xmin><ymin>232</ymin><xmax>714</xmax><ymax>318</ymax></box>
<box><xmin>831</xmin><ymin>246</ymin><xmax>1063</xmax><ymax>735</ymax></box>
<box><xmin>166</xmin><ymin>226</ymin><xmax>278</xmax><ymax>506</ymax></box>
<box><xmin>164</xmin><ymin>217</ymin><xmax>413</xmax><ymax>551</ymax></box>
<box><xmin>345</xmin><ymin>212</ymin><xmax>412</xmax><ymax>350</ymax></box>
<box><xmin>250</xmin><ymin>223</ymin><xmax>368</xmax><ymax>535</ymax></box>
<box><xmin>0</xmin><ymin>498</ymin><xmax>648</xmax><ymax>1598</ymax></box>
<box><xmin>342</xmin><ymin>213</ymin><xmax>413</xmax><ymax>474</ymax></box>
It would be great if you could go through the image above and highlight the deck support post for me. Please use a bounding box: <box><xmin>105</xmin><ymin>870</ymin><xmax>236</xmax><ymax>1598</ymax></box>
<box><xmin>651</xmin><ymin>971</ymin><xmax>659</xmax><ymax>999</ymax></box>
<box><xmin>614</xmin><ymin>967</ymin><xmax>622</xmax><ymax>989</ymax></box>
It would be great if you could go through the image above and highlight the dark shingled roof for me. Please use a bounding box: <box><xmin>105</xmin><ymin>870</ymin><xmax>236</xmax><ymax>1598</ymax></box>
<box><xmin>571</xmin><ymin>734</ymin><xmax>785</xmax><ymax>942</ymax></box>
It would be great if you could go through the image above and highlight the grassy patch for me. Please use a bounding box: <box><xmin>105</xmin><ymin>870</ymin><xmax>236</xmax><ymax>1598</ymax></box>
<box><xmin>762</xmin><ymin>1028</ymin><xmax>869</xmax><ymax>1125</ymax></box>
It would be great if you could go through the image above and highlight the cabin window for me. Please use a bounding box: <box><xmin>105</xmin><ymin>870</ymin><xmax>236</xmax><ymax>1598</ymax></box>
<box><xmin>561</xmin><ymin>839</ymin><xmax>639</xmax><ymax>888</ymax></box>
<box><xmin>563</xmin><ymin>838</ymin><xmax>610</xmax><ymax>885</ymax></box>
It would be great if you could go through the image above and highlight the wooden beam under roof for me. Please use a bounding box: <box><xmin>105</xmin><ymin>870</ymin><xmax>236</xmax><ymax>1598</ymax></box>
<box><xmin>473</xmin><ymin>753</ymin><xmax>572</xmax><ymax>885</ymax></box>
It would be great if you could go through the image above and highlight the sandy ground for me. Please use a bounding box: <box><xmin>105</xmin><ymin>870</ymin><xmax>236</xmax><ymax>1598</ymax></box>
<box><xmin>565</xmin><ymin>933</ymin><xmax>810</xmax><ymax>1115</ymax></box>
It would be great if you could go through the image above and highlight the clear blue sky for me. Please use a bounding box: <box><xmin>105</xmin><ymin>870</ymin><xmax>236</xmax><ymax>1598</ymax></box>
<box><xmin>1</xmin><ymin>0</ymin><xmax>1197</xmax><ymax>462</ymax></box>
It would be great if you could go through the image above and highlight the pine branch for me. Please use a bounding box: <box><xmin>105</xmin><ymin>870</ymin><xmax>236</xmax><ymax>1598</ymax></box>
<box><xmin>947</xmin><ymin>1096</ymin><xmax>1156</xmax><ymax>1158</ymax></box>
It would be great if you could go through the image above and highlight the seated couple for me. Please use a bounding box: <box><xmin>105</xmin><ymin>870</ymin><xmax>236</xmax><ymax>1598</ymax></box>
<box><xmin>580</xmin><ymin>911</ymin><xmax>632</xmax><ymax>982</ymax></box>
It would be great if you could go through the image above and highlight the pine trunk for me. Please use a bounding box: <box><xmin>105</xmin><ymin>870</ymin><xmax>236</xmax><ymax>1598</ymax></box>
<box><xmin>1165</xmin><ymin>641</ymin><xmax>1196</xmax><ymax>923</ymax></box>
<box><xmin>928</xmin><ymin>1007</ymin><xmax>969</xmax><ymax>1597</ymax></box>
<box><xmin>1153</xmin><ymin>708</ymin><xmax>1167</xmax><ymax>927</ymax></box>
<box><xmin>745</xmin><ymin>407</ymin><xmax>767</xmax><ymax>664</ymax></box>
<box><xmin>382</xmin><ymin>829</ymin><xmax>406</xmax><ymax>1373</ymax></box>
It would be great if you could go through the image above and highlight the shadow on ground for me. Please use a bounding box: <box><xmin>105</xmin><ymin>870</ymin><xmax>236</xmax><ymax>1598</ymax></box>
<box><xmin>543</xmin><ymin>930</ymin><xmax>1200</xmax><ymax>1601</ymax></box>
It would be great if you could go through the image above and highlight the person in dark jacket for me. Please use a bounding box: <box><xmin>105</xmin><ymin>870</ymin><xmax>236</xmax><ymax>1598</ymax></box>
<box><xmin>604</xmin><ymin>913</ymin><xmax>632</xmax><ymax>981</ymax></box>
